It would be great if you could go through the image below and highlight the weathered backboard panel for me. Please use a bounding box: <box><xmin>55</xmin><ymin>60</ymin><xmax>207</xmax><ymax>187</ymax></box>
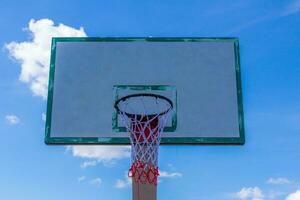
<box><xmin>45</xmin><ymin>37</ymin><xmax>244</xmax><ymax>145</ymax></box>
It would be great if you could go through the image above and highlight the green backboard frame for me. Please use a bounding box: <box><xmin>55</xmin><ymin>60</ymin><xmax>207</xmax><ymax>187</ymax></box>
<box><xmin>45</xmin><ymin>37</ymin><xmax>245</xmax><ymax>145</ymax></box>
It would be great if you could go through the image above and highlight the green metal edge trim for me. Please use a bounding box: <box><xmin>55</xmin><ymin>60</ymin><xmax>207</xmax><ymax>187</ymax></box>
<box><xmin>45</xmin><ymin>37</ymin><xmax>244</xmax><ymax>145</ymax></box>
<box><xmin>52</xmin><ymin>37</ymin><xmax>239</xmax><ymax>43</ymax></box>
<box><xmin>112</xmin><ymin>85</ymin><xmax>177</xmax><ymax>132</ymax></box>
<box><xmin>45</xmin><ymin>136</ymin><xmax>244</xmax><ymax>145</ymax></box>
<box><xmin>164</xmin><ymin>88</ymin><xmax>177</xmax><ymax>132</ymax></box>
<box><xmin>114</xmin><ymin>84</ymin><xmax>173</xmax><ymax>90</ymax></box>
<box><xmin>45</xmin><ymin>38</ymin><xmax>57</xmax><ymax>144</ymax></box>
<box><xmin>234</xmin><ymin>39</ymin><xmax>246</xmax><ymax>144</ymax></box>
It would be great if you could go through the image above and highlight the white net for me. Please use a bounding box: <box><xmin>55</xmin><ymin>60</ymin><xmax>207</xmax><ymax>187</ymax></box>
<box><xmin>115</xmin><ymin>94</ymin><xmax>172</xmax><ymax>185</ymax></box>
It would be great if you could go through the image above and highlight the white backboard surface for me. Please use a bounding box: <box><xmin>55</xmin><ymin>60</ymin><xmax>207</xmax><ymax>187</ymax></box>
<box><xmin>45</xmin><ymin>37</ymin><xmax>244</xmax><ymax>144</ymax></box>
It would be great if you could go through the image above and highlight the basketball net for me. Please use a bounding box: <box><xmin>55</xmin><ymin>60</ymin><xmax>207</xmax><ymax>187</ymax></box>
<box><xmin>115</xmin><ymin>94</ymin><xmax>172</xmax><ymax>185</ymax></box>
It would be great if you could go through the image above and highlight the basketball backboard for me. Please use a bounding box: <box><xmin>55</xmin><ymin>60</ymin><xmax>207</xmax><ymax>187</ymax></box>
<box><xmin>45</xmin><ymin>37</ymin><xmax>244</xmax><ymax>145</ymax></box>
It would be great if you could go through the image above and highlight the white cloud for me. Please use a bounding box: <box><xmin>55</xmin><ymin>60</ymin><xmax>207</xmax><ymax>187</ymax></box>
<box><xmin>90</xmin><ymin>178</ymin><xmax>102</xmax><ymax>187</ymax></box>
<box><xmin>5</xmin><ymin>18</ymin><xmax>86</xmax><ymax>99</ymax></box>
<box><xmin>286</xmin><ymin>190</ymin><xmax>300</xmax><ymax>200</ymax></box>
<box><xmin>226</xmin><ymin>14</ymin><xmax>274</xmax><ymax>34</ymax></box>
<box><xmin>159</xmin><ymin>170</ymin><xmax>182</xmax><ymax>179</ymax></box>
<box><xmin>166</xmin><ymin>163</ymin><xmax>176</xmax><ymax>171</ymax></box>
<box><xmin>267</xmin><ymin>177</ymin><xmax>291</xmax><ymax>185</ymax></box>
<box><xmin>282</xmin><ymin>0</ymin><xmax>300</xmax><ymax>16</ymax></box>
<box><xmin>42</xmin><ymin>112</ymin><xmax>46</xmax><ymax>122</ymax></box>
<box><xmin>80</xmin><ymin>160</ymin><xmax>98</xmax><ymax>169</ymax></box>
<box><xmin>115</xmin><ymin>179</ymin><xmax>129</xmax><ymax>188</ymax></box>
<box><xmin>267</xmin><ymin>190</ymin><xmax>285</xmax><ymax>200</ymax></box>
<box><xmin>5</xmin><ymin>115</ymin><xmax>20</xmax><ymax>125</ymax></box>
<box><xmin>115</xmin><ymin>171</ymin><xmax>132</xmax><ymax>189</ymax></box>
<box><xmin>67</xmin><ymin>145</ymin><xmax>130</xmax><ymax>167</ymax></box>
<box><xmin>78</xmin><ymin>176</ymin><xmax>86</xmax><ymax>182</ymax></box>
<box><xmin>235</xmin><ymin>187</ymin><xmax>264</xmax><ymax>200</ymax></box>
<box><xmin>69</xmin><ymin>145</ymin><xmax>130</xmax><ymax>161</ymax></box>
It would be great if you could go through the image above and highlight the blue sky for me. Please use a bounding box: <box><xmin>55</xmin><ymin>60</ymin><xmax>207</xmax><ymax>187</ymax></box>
<box><xmin>1</xmin><ymin>0</ymin><xmax>300</xmax><ymax>199</ymax></box>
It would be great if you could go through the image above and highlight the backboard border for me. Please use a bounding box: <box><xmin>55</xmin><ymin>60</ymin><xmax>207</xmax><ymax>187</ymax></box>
<box><xmin>45</xmin><ymin>37</ymin><xmax>245</xmax><ymax>145</ymax></box>
<box><xmin>112</xmin><ymin>85</ymin><xmax>177</xmax><ymax>132</ymax></box>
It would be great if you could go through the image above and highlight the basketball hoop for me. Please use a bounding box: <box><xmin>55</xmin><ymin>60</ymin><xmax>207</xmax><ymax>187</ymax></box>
<box><xmin>114</xmin><ymin>93</ymin><xmax>173</xmax><ymax>185</ymax></box>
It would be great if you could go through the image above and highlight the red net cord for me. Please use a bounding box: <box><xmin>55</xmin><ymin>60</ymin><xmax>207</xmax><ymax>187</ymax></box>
<box><xmin>128</xmin><ymin>161</ymin><xmax>160</xmax><ymax>185</ymax></box>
